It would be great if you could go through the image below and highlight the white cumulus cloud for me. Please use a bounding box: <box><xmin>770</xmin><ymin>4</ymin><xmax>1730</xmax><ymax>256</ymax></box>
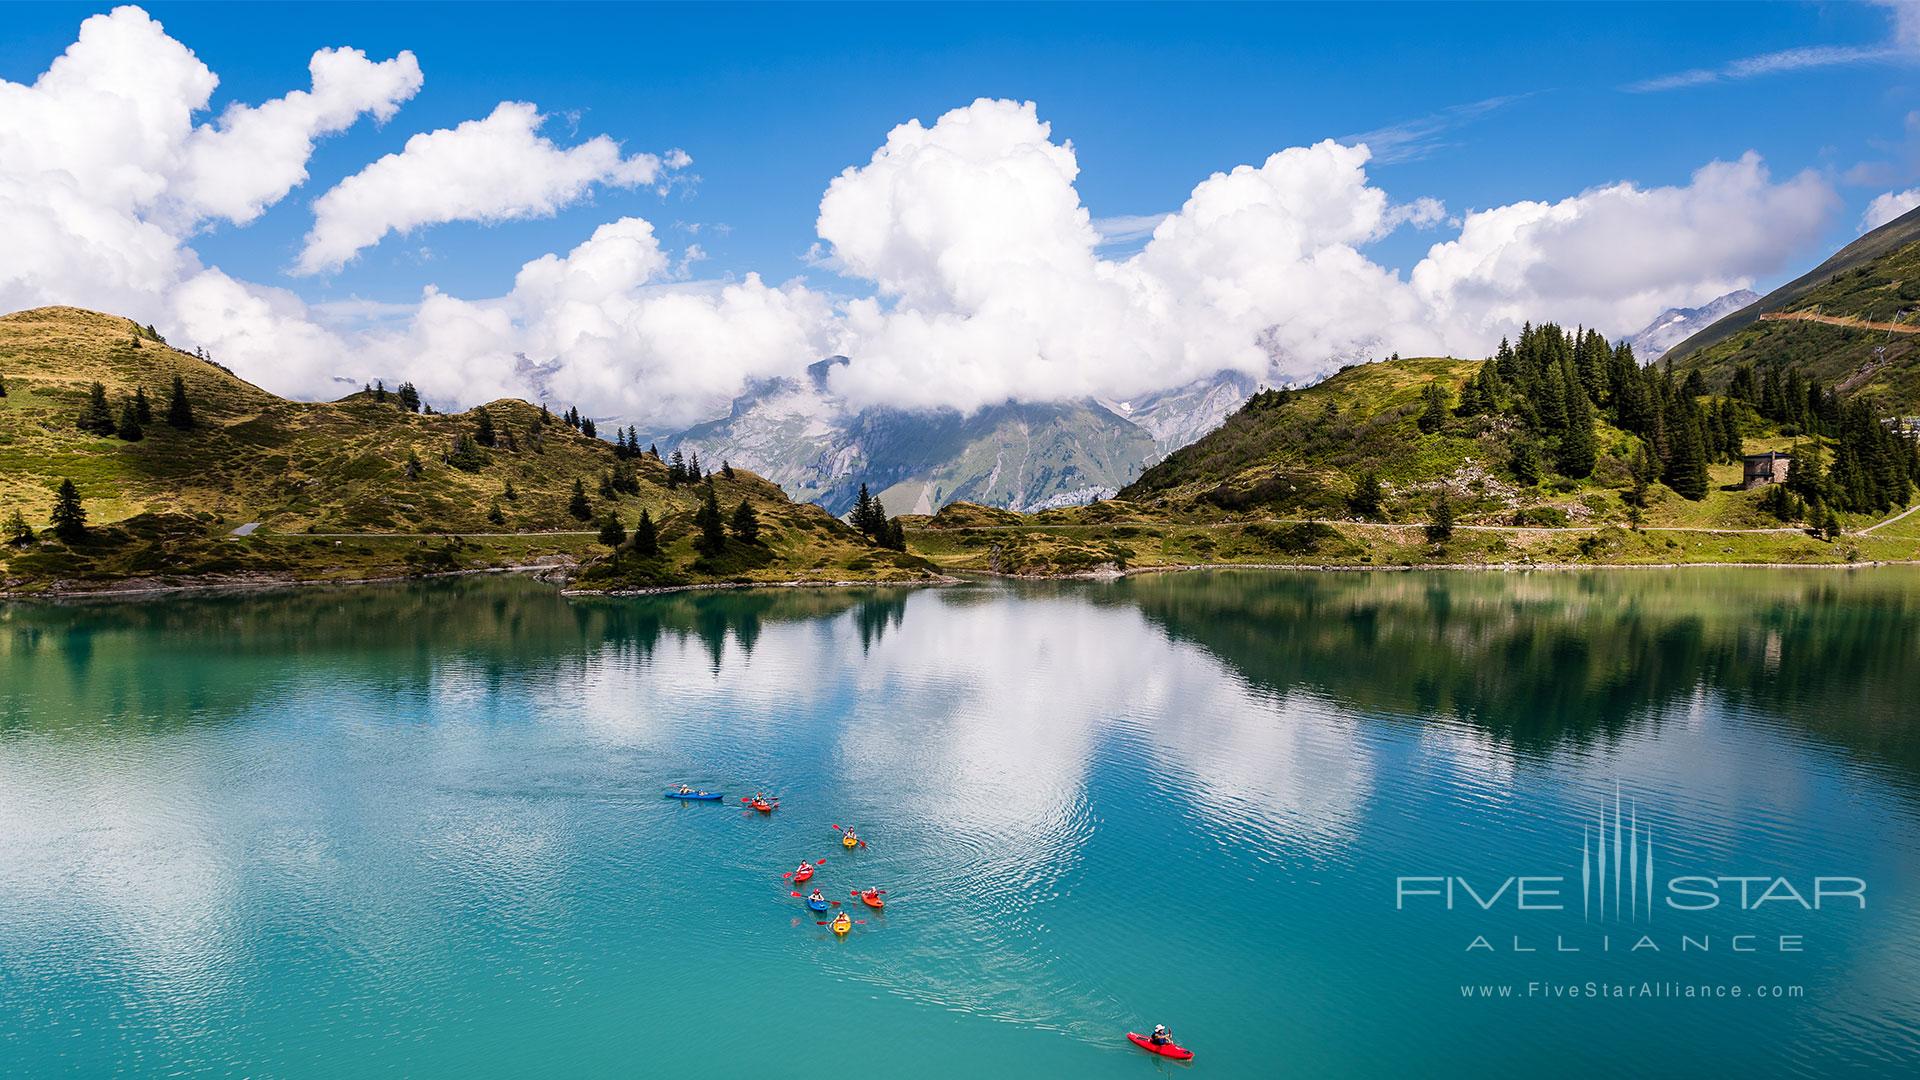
<box><xmin>0</xmin><ymin>5</ymin><xmax>417</xmax><ymax>321</ymax></box>
<box><xmin>294</xmin><ymin>101</ymin><xmax>687</xmax><ymax>274</ymax></box>
<box><xmin>1862</xmin><ymin>187</ymin><xmax>1920</xmax><ymax>231</ymax></box>
<box><xmin>1412</xmin><ymin>152</ymin><xmax>1837</xmax><ymax>342</ymax></box>
<box><xmin>809</xmin><ymin>99</ymin><xmax>1834</xmax><ymax>415</ymax></box>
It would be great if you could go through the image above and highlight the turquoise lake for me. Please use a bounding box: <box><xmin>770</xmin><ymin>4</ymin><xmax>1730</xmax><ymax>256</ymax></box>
<box><xmin>2</xmin><ymin>569</ymin><xmax>1918</xmax><ymax>1076</ymax></box>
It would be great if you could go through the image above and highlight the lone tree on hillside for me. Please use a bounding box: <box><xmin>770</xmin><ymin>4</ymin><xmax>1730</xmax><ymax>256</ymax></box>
<box><xmin>133</xmin><ymin>386</ymin><xmax>152</xmax><ymax>424</ymax></box>
<box><xmin>568</xmin><ymin>478</ymin><xmax>593</xmax><ymax>520</ymax></box>
<box><xmin>473</xmin><ymin>406</ymin><xmax>497</xmax><ymax>447</ymax></box>
<box><xmin>50</xmin><ymin>479</ymin><xmax>85</xmax><ymax>540</ymax></box>
<box><xmin>1348</xmin><ymin>471</ymin><xmax>1383</xmax><ymax>520</ymax></box>
<box><xmin>4</xmin><ymin>508</ymin><xmax>32</xmax><ymax>546</ymax></box>
<box><xmin>166</xmin><ymin>375</ymin><xmax>194</xmax><ymax>429</ymax></box>
<box><xmin>79</xmin><ymin>382</ymin><xmax>115</xmax><ymax>435</ymax></box>
<box><xmin>487</xmin><ymin>500</ymin><xmax>506</xmax><ymax>526</ymax></box>
<box><xmin>116</xmin><ymin>397</ymin><xmax>143</xmax><ymax>441</ymax></box>
<box><xmin>1425</xmin><ymin>487</ymin><xmax>1455</xmax><ymax>543</ymax></box>
<box><xmin>597</xmin><ymin>513</ymin><xmax>627</xmax><ymax>548</ymax></box>
<box><xmin>404</xmin><ymin>449</ymin><xmax>423</xmax><ymax>480</ymax></box>
<box><xmin>1417</xmin><ymin>380</ymin><xmax>1450</xmax><ymax>435</ymax></box>
<box><xmin>396</xmin><ymin>382</ymin><xmax>422</xmax><ymax>413</ymax></box>
<box><xmin>729</xmin><ymin>498</ymin><xmax>760</xmax><ymax>543</ymax></box>
<box><xmin>694</xmin><ymin>482</ymin><xmax>726</xmax><ymax>555</ymax></box>
<box><xmin>631</xmin><ymin>509</ymin><xmax>659</xmax><ymax>558</ymax></box>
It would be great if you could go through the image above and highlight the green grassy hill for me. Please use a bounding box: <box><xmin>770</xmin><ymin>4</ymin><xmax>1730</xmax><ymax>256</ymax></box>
<box><xmin>905</xmin><ymin>351</ymin><xmax>1920</xmax><ymax>575</ymax></box>
<box><xmin>0</xmin><ymin>307</ymin><xmax>936</xmax><ymax>593</ymax></box>
<box><xmin>1666</xmin><ymin>206</ymin><xmax>1920</xmax><ymax>412</ymax></box>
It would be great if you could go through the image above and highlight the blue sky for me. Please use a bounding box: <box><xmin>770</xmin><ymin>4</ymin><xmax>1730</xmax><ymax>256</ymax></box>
<box><xmin>1</xmin><ymin>2</ymin><xmax>1916</xmax><ymax>423</ymax></box>
<box><xmin>5</xmin><ymin>1</ymin><xmax>1908</xmax><ymax>300</ymax></box>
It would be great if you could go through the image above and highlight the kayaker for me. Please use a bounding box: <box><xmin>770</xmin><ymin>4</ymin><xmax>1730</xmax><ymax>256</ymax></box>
<box><xmin>795</xmin><ymin>862</ymin><xmax>812</xmax><ymax>876</ymax></box>
<box><xmin>1150</xmin><ymin>1024</ymin><xmax>1173</xmax><ymax>1046</ymax></box>
<box><xmin>809</xmin><ymin>888</ymin><xmax>825</xmax><ymax>902</ymax></box>
<box><xmin>677</xmin><ymin>785</ymin><xmax>694</xmax><ymax>794</ymax></box>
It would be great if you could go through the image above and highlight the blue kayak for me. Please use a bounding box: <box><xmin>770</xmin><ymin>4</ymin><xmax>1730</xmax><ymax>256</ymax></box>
<box><xmin>806</xmin><ymin>897</ymin><xmax>831</xmax><ymax>912</ymax></box>
<box><xmin>664</xmin><ymin>790</ymin><xmax>724</xmax><ymax>801</ymax></box>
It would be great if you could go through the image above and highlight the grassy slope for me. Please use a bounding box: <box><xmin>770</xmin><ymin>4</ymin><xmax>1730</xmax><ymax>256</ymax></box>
<box><xmin>1667</xmin><ymin>207</ymin><xmax>1920</xmax><ymax>412</ymax></box>
<box><xmin>904</xmin><ymin>356</ymin><xmax>1920</xmax><ymax>574</ymax></box>
<box><xmin>0</xmin><ymin>307</ymin><xmax>935</xmax><ymax>592</ymax></box>
<box><xmin>1665</xmin><ymin>204</ymin><xmax>1920</xmax><ymax>361</ymax></box>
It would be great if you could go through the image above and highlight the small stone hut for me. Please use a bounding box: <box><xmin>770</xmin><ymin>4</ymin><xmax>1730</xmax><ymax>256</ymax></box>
<box><xmin>1741</xmin><ymin>451</ymin><xmax>1791</xmax><ymax>489</ymax></box>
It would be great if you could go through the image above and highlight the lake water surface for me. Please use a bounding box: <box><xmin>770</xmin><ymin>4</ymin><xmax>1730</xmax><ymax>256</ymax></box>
<box><xmin>2</xmin><ymin>569</ymin><xmax>1918</xmax><ymax>1077</ymax></box>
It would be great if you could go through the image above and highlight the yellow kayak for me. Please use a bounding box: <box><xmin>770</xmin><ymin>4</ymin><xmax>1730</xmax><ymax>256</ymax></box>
<box><xmin>842</xmin><ymin>834</ymin><xmax>859</xmax><ymax>848</ymax></box>
<box><xmin>831</xmin><ymin>913</ymin><xmax>851</xmax><ymax>936</ymax></box>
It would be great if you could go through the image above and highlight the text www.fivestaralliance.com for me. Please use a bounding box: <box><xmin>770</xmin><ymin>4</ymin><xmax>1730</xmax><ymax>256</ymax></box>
<box><xmin>1461</xmin><ymin>982</ymin><xmax>1805</xmax><ymax>1000</ymax></box>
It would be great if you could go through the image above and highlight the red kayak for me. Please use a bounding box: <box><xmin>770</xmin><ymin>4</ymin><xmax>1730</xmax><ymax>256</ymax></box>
<box><xmin>1127</xmin><ymin>1033</ymin><xmax>1194</xmax><ymax>1061</ymax></box>
<box><xmin>858</xmin><ymin>891</ymin><xmax>885</xmax><ymax>910</ymax></box>
<box><xmin>792</xmin><ymin>864</ymin><xmax>815</xmax><ymax>883</ymax></box>
<box><xmin>742</xmin><ymin>797</ymin><xmax>776</xmax><ymax>813</ymax></box>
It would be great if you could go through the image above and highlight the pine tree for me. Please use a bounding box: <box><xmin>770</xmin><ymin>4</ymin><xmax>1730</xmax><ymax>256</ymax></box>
<box><xmin>730</xmin><ymin>498</ymin><xmax>760</xmax><ymax>543</ymax></box>
<box><xmin>116</xmin><ymin>397</ymin><xmax>143</xmax><ymax>441</ymax></box>
<box><xmin>1425</xmin><ymin>487</ymin><xmax>1454</xmax><ymax>543</ymax></box>
<box><xmin>582</xmin><ymin>417</ymin><xmax>596</xmax><ymax>439</ymax></box>
<box><xmin>1510</xmin><ymin>442</ymin><xmax>1542</xmax><ymax>486</ymax></box>
<box><xmin>688</xmin><ymin>451</ymin><xmax>701</xmax><ymax>479</ymax></box>
<box><xmin>1628</xmin><ymin>444</ymin><xmax>1654</xmax><ymax>508</ymax></box>
<box><xmin>375</xmin><ymin>380</ymin><xmax>388</xmax><ymax>403</ymax></box>
<box><xmin>1417</xmin><ymin>380</ymin><xmax>1449</xmax><ymax>434</ymax></box>
<box><xmin>404</xmin><ymin>450</ymin><xmax>423</xmax><ymax>480</ymax></box>
<box><xmin>1557</xmin><ymin>383</ymin><xmax>1596</xmax><ymax>478</ymax></box>
<box><xmin>631</xmin><ymin>509</ymin><xmax>659</xmax><ymax>558</ymax></box>
<box><xmin>722</xmin><ymin>460</ymin><xmax>736</xmax><ymax>480</ymax></box>
<box><xmin>667</xmin><ymin>449</ymin><xmax>687</xmax><ymax>488</ymax></box>
<box><xmin>884</xmin><ymin>518</ymin><xmax>907</xmax><ymax>551</ymax></box>
<box><xmin>487</xmin><ymin>500</ymin><xmax>506</xmax><ymax>526</ymax></box>
<box><xmin>132</xmin><ymin>386</ymin><xmax>152</xmax><ymax>423</ymax></box>
<box><xmin>1348</xmin><ymin>471</ymin><xmax>1383</xmax><ymax>519</ymax></box>
<box><xmin>568</xmin><ymin>479</ymin><xmax>592</xmax><ymax>520</ymax></box>
<box><xmin>473</xmin><ymin>406</ymin><xmax>496</xmax><ymax>447</ymax></box>
<box><xmin>166</xmin><ymin>375</ymin><xmax>194</xmax><ymax>429</ymax></box>
<box><xmin>3</xmin><ymin>508</ymin><xmax>32</xmax><ymax>546</ymax></box>
<box><xmin>1663</xmin><ymin>404</ymin><xmax>1709</xmax><ymax>500</ymax></box>
<box><xmin>852</xmin><ymin>483</ymin><xmax>878</xmax><ymax>537</ymax></box>
<box><xmin>502</xmin><ymin>480</ymin><xmax>518</xmax><ymax>502</ymax></box>
<box><xmin>597</xmin><ymin>513</ymin><xmax>627</xmax><ymax>548</ymax></box>
<box><xmin>79</xmin><ymin>381</ymin><xmax>115</xmax><ymax>435</ymax></box>
<box><xmin>397</xmin><ymin>382</ymin><xmax>421</xmax><ymax>413</ymax></box>
<box><xmin>695</xmin><ymin>482</ymin><xmax>726</xmax><ymax>554</ymax></box>
<box><xmin>50</xmin><ymin>479</ymin><xmax>85</xmax><ymax>540</ymax></box>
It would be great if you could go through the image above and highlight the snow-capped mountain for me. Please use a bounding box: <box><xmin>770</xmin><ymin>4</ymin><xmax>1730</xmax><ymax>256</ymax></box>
<box><xmin>663</xmin><ymin>363</ymin><xmax>1251</xmax><ymax>515</ymax></box>
<box><xmin>1621</xmin><ymin>290</ymin><xmax>1760</xmax><ymax>362</ymax></box>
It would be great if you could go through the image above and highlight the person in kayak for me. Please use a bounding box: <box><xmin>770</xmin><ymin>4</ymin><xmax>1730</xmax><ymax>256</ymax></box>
<box><xmin>1150</xmin><ymin>1025</ymin><xmax>1173</xmax><ymax>1046</ymax></box>
<box><xmin>809</xmin><ymin>887</ymin><xmax>825</xmax><ymax>903</ymax></box>
<box><xmin>677</xmin><ymin>785</ymin><xmax>694</xmax><ymax>794</ymax></box>
<box><xmin>795</xmin><ymin>862</ymin><xmax>812</xmax><ymax>876</ymax></box>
